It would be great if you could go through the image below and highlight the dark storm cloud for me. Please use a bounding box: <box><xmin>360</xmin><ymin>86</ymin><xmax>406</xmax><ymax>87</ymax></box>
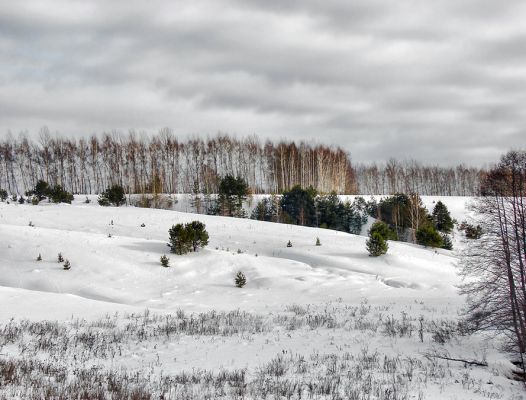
<box><xmin>1</xmin><ymin>0</ymin><xmax>525</xmax><ymax>165</ymax></box>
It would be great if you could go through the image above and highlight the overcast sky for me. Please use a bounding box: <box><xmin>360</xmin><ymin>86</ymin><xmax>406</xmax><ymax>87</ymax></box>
<box><xmin>1</xmin><ymin>1</ymin><xmax>525</xmax><ymax>166</ymax></box>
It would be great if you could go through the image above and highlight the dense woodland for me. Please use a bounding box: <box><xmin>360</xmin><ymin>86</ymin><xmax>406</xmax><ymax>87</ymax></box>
<box><xmin>0</xmin><ymin>129</ymin><xmax>484</xmax><ymax>196</ymax></box>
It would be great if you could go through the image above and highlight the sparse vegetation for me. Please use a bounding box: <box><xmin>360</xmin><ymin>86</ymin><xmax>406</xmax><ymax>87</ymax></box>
<box><xmin>0</xmin><ymin>303</ymin><xmax>503</xmax><ymax>399</ymax></box>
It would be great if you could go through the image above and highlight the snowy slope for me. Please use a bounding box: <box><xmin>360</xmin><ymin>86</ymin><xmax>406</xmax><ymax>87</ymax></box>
<box><xmin>1</xmin><ymin>197</ymin><xmax>460</xmax><ymax>317</ymax></box>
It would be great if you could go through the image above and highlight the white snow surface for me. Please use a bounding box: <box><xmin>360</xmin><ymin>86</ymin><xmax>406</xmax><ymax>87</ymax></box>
<box><xmin>0</xmin><ymin>196</ymin><xmax>524</xmax><ymax>399</ymax></box>
<box><xmin>0</xmin><ymin>196</ymin><xmax>462</xmax><ymax>318</ymax></box>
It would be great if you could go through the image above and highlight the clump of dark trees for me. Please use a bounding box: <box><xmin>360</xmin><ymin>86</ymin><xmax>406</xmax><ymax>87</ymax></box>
<box><xmin>23</xmin><ymin>180</ymin><xmax>74</xmax><ymax>204</ymax></box>
<box><xmin>365</xmin><ymin>194</ymin><xmax>454</xmax><ymax>256</ymax></box>
<box><xmin>250</xmin><ymin>185</ymin><xmax>368</xmax><ymax>235</ymax></box>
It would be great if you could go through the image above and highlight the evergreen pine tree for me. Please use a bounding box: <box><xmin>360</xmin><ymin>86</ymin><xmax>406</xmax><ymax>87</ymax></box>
<box><xmin>168</xmin><ymin>221</ymin><xmax>209</xmax><ymax>254</ymax></box>
<box><xmin>160</xmin><ymin>254</ymin><xmax>170</xmax><ymax>267</ymax></box>
<box><xmin>235</xmin><ymin>271</ymin><xmax>247</xmax><ymax>288</ymax></box>
<box><xmin>432</xmin><ymin>201</ymin><xmax>454</xmax><ymax>233</ymax></box>
<box><xmin>366</xmin><ymin>232</ymin><xmax>388</xmax><ymax>256</ymax></box>
<box><xmin>63</xmin><ymin>260</ymin><xmax>71</xmax><ymax>270</ymax></box>
<box><xmin>416</xmin><ymin>225</ymin><xmax>443</xmax><ymax>248</ymax></box>
<box><xmin>98</xmin><ymin>185</ymin><xmax>126</xmax><ymax>206</ymax></box>
<box><xmin>57</xmin><ymin>252</ymin><xmax>64</xmax><ymax>263</ymax></box>
<box><xmin>316</xmin><ymin>237</ymin><xmax>321</xmax><ymax>246</ymax></box>
<box><xmin>287</xmin><ymin>240</ymin><xmax>293</xmax><ymax>247</ymax></box>
<box><xmin>36</xmin><ymin>253</ymin><xmax>42</xmax><ymax>261</ymax></box>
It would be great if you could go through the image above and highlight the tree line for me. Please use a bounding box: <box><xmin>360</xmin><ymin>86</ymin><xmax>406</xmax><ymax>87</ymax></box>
<box><xmin>0</xmin><ymin>129</ymin><xmax>483</xmax><ymax>196</ymax></box>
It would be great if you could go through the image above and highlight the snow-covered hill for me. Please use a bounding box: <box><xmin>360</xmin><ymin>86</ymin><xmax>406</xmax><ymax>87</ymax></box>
<box><xmin>0</xmin><ymin>197</ymin><xmax>523</xmax><ymax>399</ymax></box>
<box><xmin>0</xmin><ymin>197</ymin><xmax>461</xmax><ymax>317</ymax></box>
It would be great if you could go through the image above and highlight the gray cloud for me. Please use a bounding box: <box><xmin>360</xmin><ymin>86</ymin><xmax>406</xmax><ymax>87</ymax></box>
<box><xmin>1</xmin><ymin>0</ymin><xmax>525</xmax><ymax>166</ymax></box>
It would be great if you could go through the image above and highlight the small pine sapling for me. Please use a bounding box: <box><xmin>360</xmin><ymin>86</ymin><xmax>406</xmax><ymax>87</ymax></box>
<box><xmin>316</xmin><ymin>237</ymin><xmax>321</xmax><ymax>246</ymax></box>
<box><xmin>63</xmin><ymin>260</ymin><xmax>71</xmax><ymax>270</ymax></box>
<box><xmin>235</xmin><ymin>271</ymin><xmax>247</xmax><ymax>288</ymax></box>
<box><xmin>57</xmin><ymin>252</ymin><xmax>64</xmax><ymax>263</ymax></box>
<box><xmin>366</xmin><ymin>232</ymin><xmax>388</xmax><ymax>257</ymax></box>
<box><xmin>141</xmin><ymin>223</ymin><xmax>146</xmax><ymax>227</ymax></box>
<box><xmin>287</xmin><ymin>240</ymin><xmax>293</xmax><ymax>248</ymax></box>
<box><xmin>160</xmin><ymin>254</ymin><xmax>170</xmax><ymax>267</ymax></box>
<box><xmin>36</xmin><ymin>253</ymin><xmax>42</xmax><ymax>261</ymax></box>
<box><xmin>28</xmin><ymin>221</ymin><xmax>34</xmax><ymax>227</ymax></box>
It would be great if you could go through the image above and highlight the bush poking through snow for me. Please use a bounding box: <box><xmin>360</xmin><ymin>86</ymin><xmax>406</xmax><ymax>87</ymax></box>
<box><xmin>63</xmin><ymin>260</ymin><xmax>71</xmax><ymax>270</ymax></box>
<box><xmin>57</xmin><ymin>253</ymin><xmax>64</xmax><ymax>263</ymax></box>
<box><xmin>287</xmin><ymin>240</ymin><xmax>293</xmax><ymax>248</ymax></box>
<box><xmin>140</xmin><ymin>223</ymin><xmax>146</xmax><ymax>227</ymax></box>
<box><xmin>366</xmin><ymin>232</ymin><xmax>388</xmax><ymax>257</ymax></box>
<box><xmin>168</xmin><ymin>221</ymin><xmax>209</xmax><ymax>255</ymax></box>
<box><xmin>36</xmin><ymin>253</ymin><xmax>42</xmax><ymax>261</ymax></box>
<box><xmin>441</xmin><ymin>234</ymin><xmax>453</xmax><ymax>250</ymax></box>
<box><xmin>459</xmin><ymin>221</ymin><xmax>483</xmax><ymax>239</ymax></box>
<box><xmin>160</xmin><ymin>255</ymin><xmax>170</xmax><ymax>267</ymax></box>
<box><xmin>48</xmin><ymin>185</ymin><xmax>74</xmax><ymax>204</ymax></box>
<box><xmin>235</xmin><ymin>271</ymin><xmax>247</xmax><ymax>288</ymax></box>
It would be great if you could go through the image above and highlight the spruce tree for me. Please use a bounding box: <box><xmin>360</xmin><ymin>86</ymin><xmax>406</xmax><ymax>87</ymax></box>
<box><xmin>63</xmin><ymin>260</ymin><xmax>71</xmax><ymax>270</ymax></box>
<box><xmin>287</xmin><ymin>240</ymin><xmax>293</xmax><ymax>247</ymax></box>
<box><xmin>36</xmin><ymin>253</ymin><xmax>42</xmax><ymax>261</ymax></box>
<box><xmin>235</xmin><ymin>271</ymin><xmax>247</xmax><ymax>288</ymax></box>
<box><xmin>366</xmin><ymin>232</ymin><xmax>388</xmax><ymax>256</ymax></box>
<box><xmin>316</xmin><ymin>237</ymin><xmax>321</xmax><ymax>246</ymax></box>
<box><xmin>57</xmin><ymin>252</ymin><xmax>64</xmax><ymax>262</ymax></box>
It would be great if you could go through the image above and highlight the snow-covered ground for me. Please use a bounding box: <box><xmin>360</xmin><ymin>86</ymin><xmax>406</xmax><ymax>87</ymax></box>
<box><xmin>0</xmin><ymin>197</ymin><xmax>524</xmax><ymax>399</ymax></box>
